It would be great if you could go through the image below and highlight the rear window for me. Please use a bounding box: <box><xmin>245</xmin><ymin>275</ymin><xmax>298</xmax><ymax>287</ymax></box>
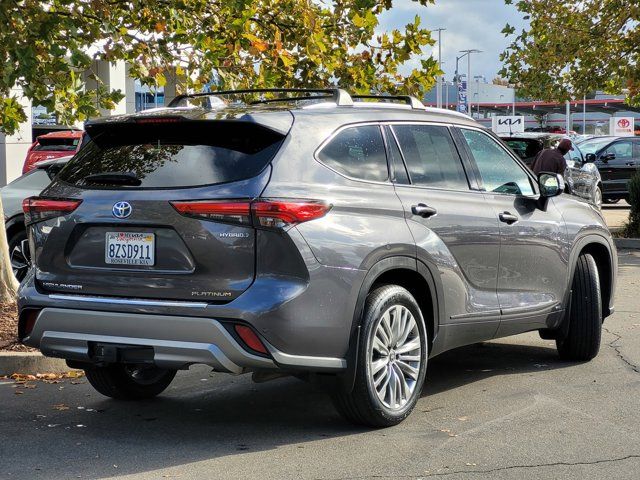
<box><xmin>57</xmin><ymin>121</ymin><xmax>283</xmax><ymax>189</ymax></box>
<box><xmin>34</xmin><ymin>137</ymin><xmax>79</xmax><ymax>151</ymax></box>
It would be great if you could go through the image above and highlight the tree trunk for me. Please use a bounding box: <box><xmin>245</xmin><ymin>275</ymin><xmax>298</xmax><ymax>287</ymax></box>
<box><xmin>0</xmin><ymin>196</ymin><xmax>19</xmax><ymax>302</ymax></box>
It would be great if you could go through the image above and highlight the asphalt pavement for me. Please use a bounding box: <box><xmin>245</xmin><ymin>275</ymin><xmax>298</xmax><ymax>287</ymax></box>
<box><xmin>1</xmin><ymin>250</ymin><xmax>639</xmax><ymax>480</ymax></box>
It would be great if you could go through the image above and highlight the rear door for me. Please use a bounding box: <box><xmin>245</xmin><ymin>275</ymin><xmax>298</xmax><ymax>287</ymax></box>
<box><xmin>30</xmin><ymin>119</ymin><xmax>287</xmax><ymax>302</ymax></box>
<box><xmin>388</xmin><ymin>123</ymin><xmax>501</xmax><ymax>334</ymax></box>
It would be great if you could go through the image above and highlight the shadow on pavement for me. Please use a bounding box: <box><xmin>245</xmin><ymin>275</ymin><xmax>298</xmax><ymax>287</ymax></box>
<box><xmin>424</xmin><ymin>341</ymin><xmax>569</xmax><ymax>396</ymax></box>
<box><xmin>3</xmin><ymin>337</ymin><xmax>582</xmax><ymax>479</ymax></box>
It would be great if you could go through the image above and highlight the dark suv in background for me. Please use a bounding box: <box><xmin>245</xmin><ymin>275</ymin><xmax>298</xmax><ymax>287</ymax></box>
<box><xmin>18</xmin><ymin>89</ymin><xmax>616</xmax><ymax>427</ymax></box>
<box><xmin>577</xmin><ymin>136</ymin><xmax>640</xmax><ymax>203</ymax></box>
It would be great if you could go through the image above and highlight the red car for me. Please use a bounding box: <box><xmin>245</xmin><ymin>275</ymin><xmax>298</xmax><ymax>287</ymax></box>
<box><xmin>23</xmin><ymin>130</ymin><xmax>83</xmax><ymax>174</ymax></box>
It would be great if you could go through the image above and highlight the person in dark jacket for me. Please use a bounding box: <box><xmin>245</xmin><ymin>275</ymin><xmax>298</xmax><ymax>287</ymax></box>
<box><xmin>531</xmin><ymin>138</ymin><xmax>573</xmax><ymax>175</ymax></box>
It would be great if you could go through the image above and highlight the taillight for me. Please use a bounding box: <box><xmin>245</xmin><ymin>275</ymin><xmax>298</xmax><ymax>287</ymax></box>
<box><xmin>170</xmin><ymin>200</ymin><xmax>252</xmax><ymax>225</ymax></box>
<box><xmin>22</xmin><ymin>197</ymin><xmax>82</xmax><ymax>224</ymax></box>
<box><xmin>170</xmin><ymin>199</ymin><xmax>331</xmax><ymax>228</ymax></box>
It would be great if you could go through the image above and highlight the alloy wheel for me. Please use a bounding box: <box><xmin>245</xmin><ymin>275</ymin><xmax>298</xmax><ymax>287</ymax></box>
<box><xmin>10</xmin><ymin>240</ymin><xmax>29</xmax><ymax>282</ymax></box>
<box><xmin>368</xmin><ymin>304</ymin><xmax>422</xmax><ymax>410</ymax></box>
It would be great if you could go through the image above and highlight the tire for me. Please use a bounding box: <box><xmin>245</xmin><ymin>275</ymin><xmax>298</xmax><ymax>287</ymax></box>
<box><xmin>84</xmin><ymin>364</ymin><xmax>176</xmax><ymax>400</ymax></box>
<box><xmin>556</xmin><ymin>253</ymin><xmax>602</xmax><ymax>361</ymax></box>
<box><xmin>593</xmin><ymin>186</ymin><xmax>603</xmax><ymax>209</ymax></box>
<box><xmin>332</xmin><ymin>285</ymin><xmax>428</xmax><ymax>427</ymax></box>
<box><xmin>603</xmin><ymin>197</ymin><xmax>620</xmax><ymax>204</ymax></box>
<box><xmin>8</xmin><ymin>229</ymin><xmax>29</xmax><ymax>282</ymax></box>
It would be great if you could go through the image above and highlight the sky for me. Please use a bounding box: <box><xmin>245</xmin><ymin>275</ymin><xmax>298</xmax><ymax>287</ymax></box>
<box><xmin>377</xmin><ymin>0</ymin><xmax>528</xmax><ymax>82</ymax></box>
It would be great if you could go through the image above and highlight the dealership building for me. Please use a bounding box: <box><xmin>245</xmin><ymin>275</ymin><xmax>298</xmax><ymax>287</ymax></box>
<box><xmin>424</xmin><ymin>81</ymin><xmax>640</xmax><ymax>135</ymax></box>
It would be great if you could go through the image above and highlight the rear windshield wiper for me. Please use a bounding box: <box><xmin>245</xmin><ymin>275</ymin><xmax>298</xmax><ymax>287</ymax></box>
<box><xmin>84</xmin><ymin>172</ymin><xmax>142</xmax><ymax>186</ymax></box>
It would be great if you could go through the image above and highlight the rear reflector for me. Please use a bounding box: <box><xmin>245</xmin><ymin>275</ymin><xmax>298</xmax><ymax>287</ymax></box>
<box><xmin>234</xmin><ymin>325</ymin><xmax>268</xmax><ymax>354</ymax></box>
<box><xmin>170</xmin><ymin>199</ymin><xmax>331</xmax><ymax>228</ymax></box>
<box><xmin>18</xmin><ymin>309</ymin><xmax>40</xmax><ymax>341</ymax></box>
<box><xmin>22</xmin><ymin>197</ymin><xmax>82</xmax><ymax>224</ymax></box>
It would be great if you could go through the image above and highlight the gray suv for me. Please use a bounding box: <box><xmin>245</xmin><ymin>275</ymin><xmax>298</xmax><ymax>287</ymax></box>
<box><xmin>18</xmin><ymin>89</ymin><xmax>617</xmax><ymax>427</ymax></box>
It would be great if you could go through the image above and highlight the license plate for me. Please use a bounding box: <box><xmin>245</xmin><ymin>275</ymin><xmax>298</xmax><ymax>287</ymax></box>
<box><xmin>105</xmin><ymin>232</ymin><xmax>155</xmax><ymax>266</ymax></box>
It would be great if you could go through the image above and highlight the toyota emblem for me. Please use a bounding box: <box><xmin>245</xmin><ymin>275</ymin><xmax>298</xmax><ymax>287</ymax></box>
<box><xmin>112</xmin><ymin>201</ymin><xmax>132</xmax><ymax>219</ymax></box>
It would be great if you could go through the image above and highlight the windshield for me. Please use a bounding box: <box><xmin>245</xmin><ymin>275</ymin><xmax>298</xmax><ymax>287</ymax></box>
<box><xmin>578</xmin><ymin>138</ymin><xmax>613</xmax><ymax>155</ymax></box>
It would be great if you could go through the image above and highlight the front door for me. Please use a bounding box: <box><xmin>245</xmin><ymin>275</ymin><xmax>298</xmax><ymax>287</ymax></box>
<box><xmin>386</xmin><ymin>123</ymin><xmax>501</xmax><ymax>348</ymax></box>
<box><xmin>456</xmin><ymin>127</ymin><xmax>566</xmax><ymax>336</ymax></box>
<box><xmin>597</xmin><ymin>139</ymin><xmax>637</xmax><ymax>197</ymax></box>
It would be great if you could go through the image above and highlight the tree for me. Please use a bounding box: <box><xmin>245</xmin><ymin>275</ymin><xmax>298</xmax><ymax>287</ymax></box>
<box><xmin>0</xmin><ymin>0</ymin><xmax>441</xmax><ymax>136</ymax></box>
<box><xmin>0</xmin><ymin>0</ymin><xmax>441</xmax><ymax>301</ymax></box>
<box><xmin>500</xmin><ymin>0</ymin><xmax>640</xmax><ymax>102</ymax></box>
<box><xmin>0</xmin><ymin>197</ymin><xmax>18</xmax><ymax>302</ymax></box>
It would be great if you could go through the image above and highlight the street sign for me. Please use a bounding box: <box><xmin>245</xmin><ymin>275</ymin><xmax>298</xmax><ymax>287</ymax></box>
<box><xmin>457</xmin><ymin>81</ymin><xmax>467</xmax><ymax>114</ymax></box>
<box><xmin>609</xmin><ymin>117</ymin><xmax>635</xmax><ymax>137</ymax></box>
<box><xmin>491</xmin><ymin>116</ymin><xmax>525</xmax><ymax>134</ymax></box>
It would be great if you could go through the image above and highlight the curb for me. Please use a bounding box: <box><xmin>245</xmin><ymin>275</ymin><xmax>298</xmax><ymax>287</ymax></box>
<box><xmin>0</xmin><ymin>352</ymin><xmax>72</xmax><ymax>376</ymax></box>
<box><xmin>614</xmin><ymin>238</ymin><xmax>640</xmax><ymax>250</ymax></box>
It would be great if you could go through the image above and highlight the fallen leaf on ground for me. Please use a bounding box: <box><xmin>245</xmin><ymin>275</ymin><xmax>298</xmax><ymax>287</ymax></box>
<box><xmin>53</xmin><ymin>404</ymin><xmax>69</xmax><ymax>411</ymax></box>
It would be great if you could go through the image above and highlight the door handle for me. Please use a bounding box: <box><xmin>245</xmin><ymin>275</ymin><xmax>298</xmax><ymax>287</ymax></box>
<box><xmin>626</xmin><ymin>162</ymin><xmax>636</xmax><ymax>166</ymax></box>
<box><xmin>498</xmin><ymin>212</ymin><xmax>518</xmax><ymax>224</ymax></box>
<box><xmin>411</xmin><ymin>203</ymin><xmax>437</xmax><ymax>218</ymax></box>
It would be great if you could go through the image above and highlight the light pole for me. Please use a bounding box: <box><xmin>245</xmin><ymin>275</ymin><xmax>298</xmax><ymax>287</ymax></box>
<box><xmin>433</xmin><ymin>28</ymin><xmax>446</xmax><ymax>109</ymax></box>
<box><xmin>458</xmin><ymin>49</ymin><xmax>481</xmax><ymax>115</ymax></box>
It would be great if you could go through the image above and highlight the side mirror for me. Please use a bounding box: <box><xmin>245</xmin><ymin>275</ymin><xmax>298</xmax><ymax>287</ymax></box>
<box><xmin>584</xmin><ymin>153</ymin><xmax>596</xmax><ymax>163</ymax></box>
<box><xmin>600</xmin><ymin>152</ymin><xmax>615</xmax><ymax>163</ymax></box>
<box><xmin>538</xmin><ymin>172</ymin><xmax>564</xmax><ymax>198</ymax></box>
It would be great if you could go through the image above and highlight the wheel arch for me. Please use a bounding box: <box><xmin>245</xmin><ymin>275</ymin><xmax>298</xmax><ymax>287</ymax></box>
<box><xmin>340</xmin><ymin>256</ymin><xmax>440</xmax><ymax>392</ymax></box>
<box><xmin>566</xmin><ymin>234</ymin><xmax>614</xmax><ymax>319</ymax></box>
<box><xmin>5</xmin><ymin>214</ymin><xmax>26</xmax><ymax>241</ymax></box>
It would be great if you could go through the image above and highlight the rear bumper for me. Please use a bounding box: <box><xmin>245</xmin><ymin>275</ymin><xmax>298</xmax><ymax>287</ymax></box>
<box><xmin>22</xmin><ymin>307</ymin><xmax>346</xmax><ymax>373</ymax></box>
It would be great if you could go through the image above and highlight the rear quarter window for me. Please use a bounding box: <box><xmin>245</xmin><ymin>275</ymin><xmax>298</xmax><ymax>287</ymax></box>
<box><xmin>57</xmin><ymin>121</ymin><xmax>283</xmax><ymax>189</ymax></box>
<box><xmin>317</xmin><ymin>125</ymin><xmax>389</xmax><ymax>182</ymax></box>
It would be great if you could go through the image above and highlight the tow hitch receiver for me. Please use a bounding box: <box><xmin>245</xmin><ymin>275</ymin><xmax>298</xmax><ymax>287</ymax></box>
<box><xmin>89</xmin><ymin>343</ymin><xmax>154</xmax><ymax>364</ymax></box>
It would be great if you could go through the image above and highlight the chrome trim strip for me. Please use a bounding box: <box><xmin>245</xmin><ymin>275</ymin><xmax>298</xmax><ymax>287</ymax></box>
<box><xmin>48</xmin><ymin>294</ymin><xmax>208</xmax><ymax>309</ymax></box>
<box><xmin>266</xmin><ymin>343</ymin><xmax>347</xmax><ymax>370</ymax></box>
<box><xmin>450</xmin><ymin>309</ymin><xmax>501</xmax><ymax>320</ymax></box>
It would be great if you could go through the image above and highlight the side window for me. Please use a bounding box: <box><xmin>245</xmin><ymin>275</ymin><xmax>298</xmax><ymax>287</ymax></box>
<box><xmin>460</xmin><ymin>129</ymin><xmax>534</xmax><ymax>196</ymax></box>
<box><xmin>605</xmin><ymin>141</ymin><xmax>633</xmax><ymax>160</ymax></box>
<box><xmin>391</xmin><ymin>124</ymin><xmax>469</xmax><ymax>190</ymax></box>
<box><xmin>634</xmin><ymin>142</ymin><xmax>640</xmax><ymax>158</ymax></box>
<box><xmin>317</xmin><ymin>125</ymin><xmax>388</xmax><ymax>182</ymax></box>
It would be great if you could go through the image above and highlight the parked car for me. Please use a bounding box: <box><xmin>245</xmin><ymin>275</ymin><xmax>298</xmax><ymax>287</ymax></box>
<box><xmin>500</xmin><ymin>133</ymin><xmax>603</xmax><ymax>207</ymax></box>
<box><xmin>23</xmin><ymin>130</ymin><xmax>82</xmax><ymax>174</ymax></box>
<box><xmin>577</xmin><ymin>136</ymin><xmax>640</xmax><ymax>203</ymax></box>
<box><xmin>1</xmin><ymin>157</ymin><xmax>71</xmax><ymax>281</ymax></box>
<box><xmin>17</xmin><ymin>89</ymin><xmax>616</xmax><ymax>427</ymax></box>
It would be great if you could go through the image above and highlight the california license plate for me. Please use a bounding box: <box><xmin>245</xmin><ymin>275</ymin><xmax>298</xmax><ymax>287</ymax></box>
<box><xmin>105</xmin><ymin>232</ymin><xmax>155</xmax><ymax>266</ymax></box>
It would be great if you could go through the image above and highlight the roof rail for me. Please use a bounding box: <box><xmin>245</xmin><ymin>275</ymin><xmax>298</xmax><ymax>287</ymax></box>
<box><xmin>351</xmin><ymin>95</ymin><xmax>425</xmax><ymax>110</ymax></box>
<box><xmin>424</xmin><ymin>107</ymin><xmax>474</xmax><ymax>120</ymax></box>
<box><xmin>168</xmin><ymin>88</ymin><xmax>353</xmax><ymax>108</ymax></box>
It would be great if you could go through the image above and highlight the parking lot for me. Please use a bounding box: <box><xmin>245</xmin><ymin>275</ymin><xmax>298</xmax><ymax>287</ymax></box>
<box><xmin>0</xmin><ymin>249</ymin><xmax>637</xmax><ymax>480</ymax></box>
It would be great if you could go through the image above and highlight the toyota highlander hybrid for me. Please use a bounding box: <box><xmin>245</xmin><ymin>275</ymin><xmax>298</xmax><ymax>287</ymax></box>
<box><xmin>18</xmin><ymin>89</ymin><xmax>617</xmax><ymax>427</ymax></box>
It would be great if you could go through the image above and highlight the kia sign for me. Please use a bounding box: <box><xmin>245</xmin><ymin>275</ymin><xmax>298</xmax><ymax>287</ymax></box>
<box><xmin>610</xmin><ymin>117</ymin><xmax>635</xmax><ymax>137</ymax></box>
<box><xmin>491</xmin><ymin>116</ymin><xmax>525</xmax><ymax>134</ymax></box>
<box><xmin>457</xmin><ymin>81</ymin><xmax>468</xmax><ymax>114</ymax></box>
